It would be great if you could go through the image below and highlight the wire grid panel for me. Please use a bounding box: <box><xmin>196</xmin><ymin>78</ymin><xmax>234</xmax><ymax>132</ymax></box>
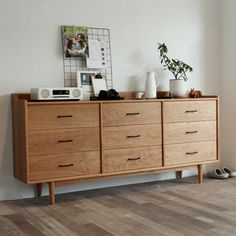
<box><xmin>63</xmin><ymin>27</ymin><xmax>113</xmax><ymax>89</ymax></box>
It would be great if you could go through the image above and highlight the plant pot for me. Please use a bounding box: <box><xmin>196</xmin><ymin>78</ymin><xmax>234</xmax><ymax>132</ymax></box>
<box><xmin>169</xmin><ymin>79</ymin><xmax>188</xmax><ymax>97</ymax></box>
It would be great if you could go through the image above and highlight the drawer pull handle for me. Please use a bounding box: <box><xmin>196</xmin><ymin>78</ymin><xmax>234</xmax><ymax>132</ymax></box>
<box><xmin>57</xmin><ymin>115</ymin><xmax>73</xmax><ymax>118</ymax></box>
<box><xmin>185</xmin><ymin>131</ymin><xmax>198</xmax><ymax>134</ymax></box>
<box><xmin>58</xmin><ymin>164</ymin><xmax>74</xmax><ymax>168</ymax></box>
<box><xmin>186</xmin><ymin>151</ymin><xmax>198</xmax><ymax>155</ymax></box>
<box><xmin>126</xmin><ymin>135</ymin><xmax>141</xmax><ymax>138</ymax></box>
<box><xmin>58</xmin><ymin>139</ymin><xmax>73</xmax><ymax>143</ymax></box>
<box><xmin>126</xmin><ymin>112</ymin><xmax>140</xmax><ymax>116</ymax></box>
<box><xmin>127</xmin><ymin>157</ymin><xmax>141</xmax><ymax>161</ymax></box>
<box><xmin>185</xmin><ymin>110</ymin><xmax>198</xmax><ymax>113</ymax></box>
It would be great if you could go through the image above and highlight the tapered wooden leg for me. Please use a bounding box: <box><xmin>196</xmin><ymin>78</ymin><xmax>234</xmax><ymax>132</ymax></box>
<box><xmin>197</xmin><ymin>164</ymin><xmax>203</xmax><ymax>183</ymax></box>
<box><xmin>176</xmin><ymin>171</ymin><xmax>183</xmax><ymax>179</ymax></box>
<box><xmin>36</xmin><ymin>183</ymin><xmax>42</xmax><ymax>197</ymax></box>
<box><xmin>48</xmin><ymin>182</ymin><xmax>55</xmax><ymax>205</ymax></box>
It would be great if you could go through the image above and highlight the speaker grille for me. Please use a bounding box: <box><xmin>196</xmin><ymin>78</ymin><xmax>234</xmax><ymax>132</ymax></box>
<box><xmin>41</xmin><ymin>89</ymin><xmax>50</xmax><ymax>98</ymax></box>
<box><xmin>72</xmin><ymin>89</ymin><xmax>81</xmax><ymax>98</ymax></box>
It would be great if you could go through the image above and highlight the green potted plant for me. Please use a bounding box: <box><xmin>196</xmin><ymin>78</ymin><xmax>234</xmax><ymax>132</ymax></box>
<box><xmin>158</xmin><ymin>43</ymin><xmax>193</xmax><ymax>97</ymax></box>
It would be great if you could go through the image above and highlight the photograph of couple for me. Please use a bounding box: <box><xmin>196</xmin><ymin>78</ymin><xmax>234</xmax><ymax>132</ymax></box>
<box><xmin>62</xmin><ymin>25</ymin><xmax>88</xmax><ymax>58</ymax></box>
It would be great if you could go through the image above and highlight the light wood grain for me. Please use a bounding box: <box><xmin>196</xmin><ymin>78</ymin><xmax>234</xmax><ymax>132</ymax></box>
<box><xmin>48</xmin><ymin>182</ymin><xmax>55</xmax><ymax>205</ymax></box>
<box><xmin>103</xmin><ymin>146</ymin><xmax>162</xmax><ymax>173</ymax></box>
<box><xmin>11</xmin><ymin>94</ymin><xmax>219</xmax><ymax>205</ymax></box>
<box><xmin>165</xmin><ymin>141</ymin><xmax>217</xmax><ymax>166</ymax></box>
<box><xmin>99</xmin><ymin>103</ymin><xmax>104</xmax><ymax>173</ymax></box>
<box><xmin>31</xmin><ymin>163</ymin><xmax>217</xmax><ymax>185</ymax></box>
<box><xmin>11</xmin><ymin>95</ymin><xmax>28</xmax><ymax>182</ymax></box>
<box><xmin>164</xmin><ymin>120</ymin><xmax>216</xmax><ymax>144</ymax></box>
<box><xmin>13</xmin><ymin>93</ymin><xmax>218</xmax><ymax>103</ymax></box>
<box><xmin>28</xmin><ymin>127</ymin><xmax>100</xmax><ymax>155</ymax></box>
<box><xmin>103</xmin><ymin>102</ymin><xmax>161</xmax><ymax>126</ymax></box>
<box><xmin>29</xmin><ymin>151</ymin><xmax>100</xmax><ymax>181</ymax></box>
<box><xmin>216</xmin><ymin>99</ymin><xmax>220</xmax><ymax>161</ymax></box>
<box><xmin>28</xmin><ymin>104</ymin><xmax>99</xmax><ymax>130</ymax></box>
<box><xmin>163</xmin><ymin>100</ymin><xmax>216</xmax><ymax>123</ymax></box>
<box><xmin>197</xmin><ymin>164</ymin><xmax>203</xmax><ymax>183</ymax></box>
<box><xmin>103</xmin><ymin>124</ymin><xmax>162</xmax><ymax>149</ymax></box>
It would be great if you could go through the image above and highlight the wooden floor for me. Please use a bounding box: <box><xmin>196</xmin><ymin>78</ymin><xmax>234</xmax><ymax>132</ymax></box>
<box><xmin>1</xmin><ymin>176</ymin><xmax>236</xmax><ymax>236</ymax></box>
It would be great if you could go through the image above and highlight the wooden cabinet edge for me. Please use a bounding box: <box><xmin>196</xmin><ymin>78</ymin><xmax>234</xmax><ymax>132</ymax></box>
<box><xmin>26</xmin><ymin>159</ymin><xmax>219</xmax><ymax>185</ymax></box>
<box><xmin>12</xmin><ymin>93</ymin><xmax>219</xmax><ymax>104</ymax></box>
<box><xmin>12</xmin><ymin>95</ymin><xmax>29</xmax><ymax>183</ymax></box>
<box><xmin>216</xmin><ymin>98</ymin><xmax>220</xmax><ymax>162</ymax></box>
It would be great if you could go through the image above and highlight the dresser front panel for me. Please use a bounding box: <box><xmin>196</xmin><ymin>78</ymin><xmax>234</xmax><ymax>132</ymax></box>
<box><xmin>28</xmin><ymin>104</ymin><xmax>99</xmax><ymax>130</ymax></box>
<box><xmin>29</xmin><ymin>127</ymin><xmax>100</xmax><ymax>155</ymax></box>
<box><xmin>12</xmin><ymin>94</ymin><xmax>219</xmax><ymax>189</ymax></box>
<box><xmin>103</xmin><ymin>146</ymin><xmax>162</xmax><ymax>173</ymax></box>
<box><xmin>163</xmin><ymin>101</ymin><xmax>216</xmax><ymax>123</ymax></box>
<box><xmin>29</xmin><ymin>151</ymin><xmax>100</xmax><ymax>181</ymax></box>
<box><xmin>164</xmin><ymin>121</ymin><xmax>216</xmax><ymax>144</ymax></box>
<box><xmin>103</xmin><ymin>102</ymin><xmax>161</xmax><ymax>126</ymax></box>
<box><xmin>103</xmin><ymin>124</ymin><xmax>162</xmax><ymax>149</ymax></box>
<box><xmin>164</xmin><ymin>141</ymin><xmax>217</xmax><ymax>166</ymax></box>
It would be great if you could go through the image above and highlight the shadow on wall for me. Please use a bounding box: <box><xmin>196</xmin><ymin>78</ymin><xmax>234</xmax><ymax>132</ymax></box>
<box><xmin>201</xmin><ymin>2</ymin><xmax>220</xmax><ymax>95</ymax></box>
<box><xmin>0</xmin><ymin>94</ymin><xmax>31</xmax><ymax>199</ymax></box>
<box><xmin>201</xmin><ymin>2</ymin><xmax>220</xmax><ymax>172</ymax></box>
<box><xmin>128</xmin><ymin>68</ymin><xmax>170</xmax><ymax>93</ymax></box>
<box><xmin>126</xmin><ymin>50</ymin><xmax>146</xmax><ymax>91</ymax></box>
<box><xmin>0</xmin><ymin>94</ymin><xmax>13</xmax><ymax>176</ymax></box>
<box><xmin>126</xmin><ymin>49</ymin><xmax>172</xmax><ymax>92</ymax></box>
<box><xmin>127</xmin><ymin>50</ymin><xmax>147</xmax><ymax>69</ymax></box>
<box><xmin>57</xmin><ymin>26</ymin><xmax>63</xmax><ymax>58</ymax></box>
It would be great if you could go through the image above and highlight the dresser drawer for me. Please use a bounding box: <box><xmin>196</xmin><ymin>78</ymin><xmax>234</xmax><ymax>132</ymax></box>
<box><xmin>163</xmin><ymin>101</ymin><xmax>216</xmax><ymax>123</ymax></box>
<box><xmin>103</xmin><ymin>146</ymin><xmax>162</xmax><ymax>173</ymax></box>
<box><xmin>164</xmin><ymin>141</ymin><xmax>217</xmax><ymax>166</ymax></box>
<box><xmin>103</xmin><ymin>102</ymin><xmax>161</xmax><ymax>126</ymax></box>
<box><xmin>29</xmin><ymin>127</ymin><xmax>100</xmax><ymax>155</ymax></box>
<box><xmin>29</xmin><ymin>151</ymin><xmax>100</xmax><ymax>181</ymax></box>
<box><xmin>103</xmin><ymin>124</ymin><xmax>162</xmax><ymax>149</ymax></box>
<box><xmin>28</xmin><ymin>104</ymin><xmax>99</xmax><ymax>130</ymax></box>
<box><xmin>164</xmin><ymin>121</ymin><xmax>216</xmax><ymax>144</ymax></box>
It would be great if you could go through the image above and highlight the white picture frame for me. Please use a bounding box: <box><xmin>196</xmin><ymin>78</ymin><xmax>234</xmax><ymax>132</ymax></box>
<box><xmin>77</xmin><ymin>71</ymin><xmax>96</xmax><ymax>100</ymax></box>
<box><xmin>92</xmin><ymin>75</ymin><xmax>108</xmax><ymax>96</ymax></box>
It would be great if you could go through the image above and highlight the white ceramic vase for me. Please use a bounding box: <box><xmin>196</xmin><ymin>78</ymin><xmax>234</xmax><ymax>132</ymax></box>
<box><xmin>169</xmin><ymin>79</ymin><xmax>188</xmax><ymax>97</ymax></box>
<box><xmin>145</xmin><ymin>71</ymin><xmax>159</xmax><ymax>99</ymax></box>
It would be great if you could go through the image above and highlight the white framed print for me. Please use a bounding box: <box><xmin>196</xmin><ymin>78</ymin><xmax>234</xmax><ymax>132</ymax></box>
<box><xmin>77</xmin><ymin>71</ymin><xmax>96</xmax><ymax>100</ymax></box>
<box><xmin>91</xmin><ymin>75</ymin><xmax>107</xmax><ymax>96</ymax></box>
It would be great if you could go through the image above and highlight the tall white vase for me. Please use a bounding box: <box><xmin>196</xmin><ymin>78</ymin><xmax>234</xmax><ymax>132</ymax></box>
<box><xmin>145</xmin><ymin>71</ymin><xmax>159</xmax><ymax>99</ymax></box>
<box><xmin>169</xmin><ymin>79</ymin><xmax>188</xmax><ymax>97</ymax></box>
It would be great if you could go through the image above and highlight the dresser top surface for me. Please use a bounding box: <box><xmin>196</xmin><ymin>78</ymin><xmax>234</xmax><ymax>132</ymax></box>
<box><xmin>12</xmin><ymin>93</ymin><xmax>219</xmax><ymax>105</ymax></box>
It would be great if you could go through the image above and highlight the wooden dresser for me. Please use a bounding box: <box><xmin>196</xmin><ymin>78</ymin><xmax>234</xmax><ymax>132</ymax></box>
<box><xmin>12</xmin><ymin>94</ymin><xmax>219</xmax><ymax>204</ymax></box>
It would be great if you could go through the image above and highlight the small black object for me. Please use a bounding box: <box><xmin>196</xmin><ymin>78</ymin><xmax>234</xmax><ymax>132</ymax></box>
<box><xmin>99</xmin><ymin>90</ymin><xmax>108</xmax><ymax>99</ymax></box>
<box><xmin>99</xmin><ymin>89</ymin><xmax>122</xmax><ymax>100</ymax></box>
<box><xmin>90</xmin><ymin>96</ymin><xmax>99</xmax><ymax>100</ymax></box>
<box><xmin>90</xmin><ymin>89</ymin><xmax>123</xmax><ymax>100</ymax></box>
<box><xmin>156</xmin><ymin>96</ymin><xmax>173</xmax><ymax>99</ymax></box>
<box><xmin>95</xmin><ymin>73</ymin><xmax>103</xmax><ymax>79</ymax></box>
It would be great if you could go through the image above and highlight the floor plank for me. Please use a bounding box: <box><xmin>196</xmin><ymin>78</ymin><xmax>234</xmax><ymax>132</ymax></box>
<box><xmin>1</xmin><ymin>176</ymin><xmax>236</xmax><ymax>235</ymax></box>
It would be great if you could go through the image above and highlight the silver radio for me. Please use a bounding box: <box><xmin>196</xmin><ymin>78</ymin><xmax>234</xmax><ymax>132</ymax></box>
<box><xmin>30</xmin><ymin>87</ymin><xmax>83</xmax><ymax>100</ymax></box>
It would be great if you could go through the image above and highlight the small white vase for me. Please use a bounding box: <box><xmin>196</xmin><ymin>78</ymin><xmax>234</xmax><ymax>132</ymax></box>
<box><xmin>169</xmin><ymin>79</ymin><xmax>188</xmax><ymax>97</ymax></box>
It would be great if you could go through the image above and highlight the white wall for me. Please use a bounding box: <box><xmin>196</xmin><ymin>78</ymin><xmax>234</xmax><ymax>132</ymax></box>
<box><xmin>0</xmin><ymin>0</ymin><xmax>220</xmax><ymax>200</ymax></box>
<box><xmin>220</xmin><ymin>0</ymin><xmax>236</xmax><ymax>169</ymax></box>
